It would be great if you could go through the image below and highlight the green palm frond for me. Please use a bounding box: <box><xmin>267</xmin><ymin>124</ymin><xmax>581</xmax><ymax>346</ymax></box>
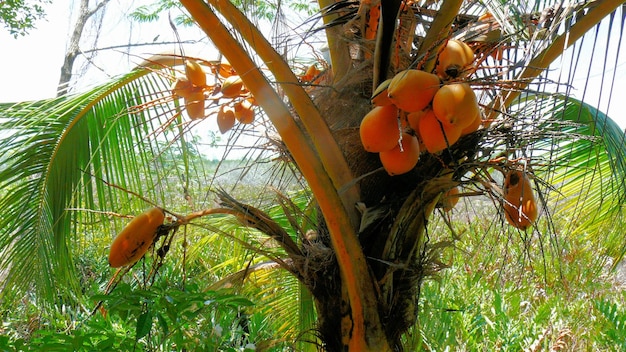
<box><xmin>247</xmin><ymin>196</ymin><xmax>320</xmax><ymax>350</ymax></box>
<box><xmin>510</xmin><ymin>93</ymin><xmax>626</xmax><ymax>235</ymax></box>
<box><xmin>0</xmin><ymin>68</ymin><xmax>198</xmax><ymax>305</ymax></box>
<box><xmin>550</xmin><ymin>98</ymin><xmax>625</xmax><ymax>239</ymax></box>
<box><xmin>207</xmin><ymin>261</ymin><xmax>316</xmax><ymax>348</ymax></box>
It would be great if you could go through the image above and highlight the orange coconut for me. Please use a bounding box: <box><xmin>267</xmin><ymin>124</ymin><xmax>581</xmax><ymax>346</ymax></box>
<box><xmin>406</xmin><ymin>109</ymin><xmax>428</xmax><ymax>132</ymax></box>
<box><xmin>436</xmin><ymin>39</ymin><xmax>474</xmax><ymax>79</ymax></box>
<box><xmin>185</xmin><ymin>90</ymin><xmax>206</xmax><ymax>120</ymax></box>
<box><xmin>460</xmin><ymin>110</ymin><xmax>483</xmax><ymax>135</ymax></box>
<box><xmin>213</xmin><ymin>62</ymin><xmax>236</xmax><ymax>78</ymax></box>
<box><xmin>217</xmin><ymin>105</ymin><xmax>236</xmax><ymax>133</ymax></box>
<box><xmin>108</xmin><ymin>207</ymin><xmax>165</xmax><ymax>268</ymax></box>
<box><xmin>432</xmin><ymin>83</ymin><xmax>480</xmax><ymax>129</ymax></box>
<box><xmin>387</xmin><ymin>69</ymin><xmax>441</xmax><ymax>112</ymax></box>
<box><xmin>379</xmin><ymin>133</ymin><xmax>420</xmax><ymax>176</ymax></box>
<box><xmin>371</xmin><ymin>78</ymin><xmax>394</xmax><ymax>106</ymax></box>
<box><xmin>359</xmin><ymin>104</ymin><xmax>401</xmax><ymax>153</ymax></box>
<box><xmin>221</xmin><ymin>75</ymin><xmax>245</xmax><ymax>98</ymax></box>
<box><xmin>503</xmin><ymin>169</ymin><xmax>538</xmax><ymax>230</ymax></box>
<box><xmin>233</xmin><ymin>99</ymin><xmax>255</xmax><ymax>124</ymax></box>
<box><xmin>300</xmin><ymin>64</ymin><xmax>322</xmax><ymax>83</ymax></box>
<box><xmin>185</xmin><ymin>59</ymin><xmax>206</xmax><ymax>87</ymax></box>
<box><xmin>171</xmin><ymin>77</ymin><xmax>195</xmax><ymax>99</ymax></box>
<box><xmin>418</xmin><ymin>109</ymin><xmax>462</xmax><ymax>153</ymax></box>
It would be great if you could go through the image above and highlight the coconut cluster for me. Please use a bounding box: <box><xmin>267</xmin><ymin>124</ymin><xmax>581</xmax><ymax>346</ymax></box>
<box><xmin>170</xmin><ymin>59</ymin><xmax>257</xmax><ymax>133</ymax></box>
<box><xmin>360</xmin><ymin>39</ymin><xmax>482</xmax><ymax>177</ymax></box>
<box><xmin>360</xmin><ymin>39</ymin><xmax>539</xmax><ymax>224</ymax></box>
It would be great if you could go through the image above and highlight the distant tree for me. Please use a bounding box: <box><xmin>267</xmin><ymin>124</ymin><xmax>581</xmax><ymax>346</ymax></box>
<box><xmin>57</xmin><ymin>0</ymin><xmax>111</xmax><ymax>96</ymax></box>
<box><xmin>0</xmin><ymin>0</ymin><xmax>51</xmax><ymax>37</ymax></box>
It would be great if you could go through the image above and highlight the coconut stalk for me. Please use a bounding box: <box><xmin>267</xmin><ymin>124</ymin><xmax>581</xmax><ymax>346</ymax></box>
<box><xmin>485</xmin><ymin>0</ymin><xmax>624</xmax><ymax>121</ymax></box>
<box><xmin>179</xmin><ymin>0</ymin><xmax>390</xmax><ymax>350</ymax></box>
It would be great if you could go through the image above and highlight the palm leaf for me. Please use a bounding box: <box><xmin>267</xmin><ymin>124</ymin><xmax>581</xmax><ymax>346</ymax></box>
<box><xmin>549</xmin><ymin>97</ymin><xmax>625</xmax><ymax>234</ymax></box>
<box><xmin>509</xmin><ymin>93</ymin><xmax>626</xmax><ymax>239</ymax></box>
<box><xmin>484</xmin><ymin>0</ymin><xmax>625</xmax><ymax>120</ymax></box>
<box><xmin>0</xmin><ymin>68</ymin><xmax>195</xmax><ymax>305</ymax></box>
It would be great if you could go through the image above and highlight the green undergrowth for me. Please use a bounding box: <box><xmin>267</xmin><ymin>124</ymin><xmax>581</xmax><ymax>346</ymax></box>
<box><xmin>0</xmin><ymin>264</ymin><xmax>284</xmax><ymax>351</ymax></box>
<box><xmin>408</xmin><ymin>205</ymin><xmax>626</xmax><ymax>351</ymax></box>
<box><xmin>1</xmin><ymin>189</ymin><xmax>625</xmax><ymax>351</ymax></box>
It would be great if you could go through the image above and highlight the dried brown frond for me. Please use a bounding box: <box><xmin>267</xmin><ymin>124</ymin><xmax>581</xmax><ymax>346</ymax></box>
<box><xmin>551</xmin><ymin>327</ymin><xmax>573</xmax><ymax>351</ymax></box>
<box><xmin>215</xmin><ymin>189</ymin><xmax>303</xmax><ymax>258</ymax></box>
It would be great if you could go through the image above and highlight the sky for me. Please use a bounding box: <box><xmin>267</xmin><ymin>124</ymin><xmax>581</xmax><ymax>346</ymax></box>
<box><xmin>0</xmin><ymin>1</ymin><xmax>247</xmax><ymax>159</ymax></box>
<box><xmin>0</xmin><ymin>1</ymin><xmax>218</xmax><ymax>100</ymax></box>
<box><xmin>1</xmin><ymin>1</ymin><xmax>625</xmax><ymax>132</ymax></box>
<box><xmin>547</xmin><ymin>15</ymin><xmax>626</xmax><ymax>131</ymax></box>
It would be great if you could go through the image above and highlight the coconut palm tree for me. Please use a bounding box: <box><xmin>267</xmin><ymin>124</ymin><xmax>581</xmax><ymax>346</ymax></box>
<box><xmin>1</xmin><ymin>0</ymin><xmax>625</xmax><ymax>350</ymax></box>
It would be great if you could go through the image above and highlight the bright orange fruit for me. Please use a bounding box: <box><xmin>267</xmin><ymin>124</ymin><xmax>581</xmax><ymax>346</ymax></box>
<box><xmin>215</xmin><ymin>62</ymin><xmax>236</xmax><ymax>78</ymax></box>
<box><xmin>221</xmin><ymin>75</ymin><xmax>245</xmax><ymax>98</ymax></box>
<box><xmin>371</xmin><ymin>78</ymin><xmax>393</xmax><ymax>106</ymax></box>
<box><xmin>233</xmin><ymin>99</ymin><xmax>255</xmax><ymax>124</ymax></box>
<box><xmin>359</xmin><ymin>105</ymin><xmax>401</xmax><ymax>152</ymax></box>
<box><xmin>171</xmin><ymin>77</ymin><xmax>195</xmax><ymax>99</ymax></box>
<box><xmin>379</xmin><ymin>133</ymin><xmax>420</xmax><ymax>175</ymax></box>
<box><xmin>300</xmin><ymin>64</ymin><xmax>322</xmax><ymax>82</ymax></box>
<box><xmin>185</xmin><ymin>59</ymin><xmax>207</xmax><ymax>87</ymax></box>
<box><xmin>418</xmin><ymin>109</ymin><xmax>462</xmax><ymax>153</ymax></box>
<box><xmin>406</xmin><ymin>109</ymin><xmax>427</xmax><ymax>132</ymax></box>
<box><xmin>217</xmin><ymin>105</ymin><xmax>236</xmax><ymax>133</ymax></box>
<box><xmin>185</xmin><ymin>90</ymin><xmax>206</xmax><ymax>120</ymax></box>
<box><xmin>436</xmin><ymin>39</ymin><xmax>474</xmax><ymax>79</ymax></box>
<box><xmin>387</xmin><ymin>69</ymin><xmax>441</xmax><ymax>112</ymax></box>
<box><xmin>432</xmin><ymin>83</ymin><xmax>479</xmax><ymax>129</ymax></box>
<box><xmin>460</xmin><ymin>110</ymin><xmax>482</xmax><ymax>135</ymax></box>
<box><xmin>503</xmin><ymin>169</ymin><xmax>538</xmax><ymax>230</ymax></box>
<box><xmin>108</xmin><ymin>207</ymin><xmax>165</xmax><ymax>268</ymax></box>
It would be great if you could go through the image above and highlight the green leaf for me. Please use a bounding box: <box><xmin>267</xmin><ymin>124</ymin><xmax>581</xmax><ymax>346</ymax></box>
<box><xmin>136</xmin><ymin>309</ymin><xmax>154</xmax><ymax>340</ymax></box>
<box><xmin>156</xmin><ymin>312</ymin><xmax>170</xmax><ymax>338</ymax></box>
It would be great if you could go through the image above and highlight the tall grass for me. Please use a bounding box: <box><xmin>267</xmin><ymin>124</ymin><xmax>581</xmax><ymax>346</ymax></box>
<box><xmin>408</xmin><ymin>196</ymin><xmax>626</xmax><ymax>351</ymax></box>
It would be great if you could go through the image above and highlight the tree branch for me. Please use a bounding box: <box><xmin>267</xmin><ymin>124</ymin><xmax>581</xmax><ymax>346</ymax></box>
<box><xmin>57</xmin><ymin>0</ymin><xmax>111</xmax><ymax>96</ymax></box>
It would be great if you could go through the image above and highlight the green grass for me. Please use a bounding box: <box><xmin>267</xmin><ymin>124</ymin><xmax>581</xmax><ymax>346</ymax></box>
<box><xmin>406</xmin><ymin>202</ymin><xmax>626</xmax><ymax>351</ymax></box>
